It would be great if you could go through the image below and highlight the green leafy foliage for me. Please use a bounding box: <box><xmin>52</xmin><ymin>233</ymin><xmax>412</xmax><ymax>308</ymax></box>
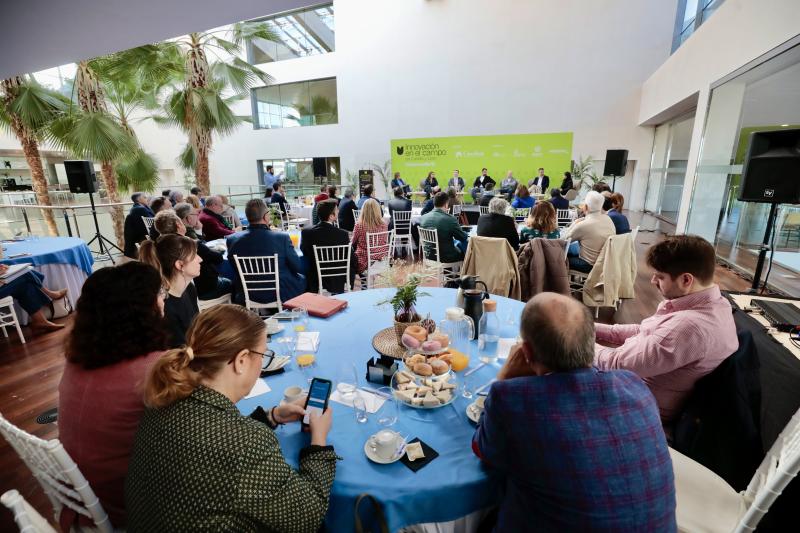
<box><xmin>116</xmin><ymin>148</ymin><xmax>159</xmax><ymax>191</ymax></box>
<box><xmin>376</xmin><ymin>273</ymin><xmax>430</xmax><ymax>321</ymax></box>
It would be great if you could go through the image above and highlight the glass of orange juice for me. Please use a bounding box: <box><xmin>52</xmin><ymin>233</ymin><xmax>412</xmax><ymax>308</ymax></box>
<box><xmin>291</xmin><ymin>307</ymin><xmax>308</xmax><ymax>333</ymax></box>
<box><xmin>289</xmin><ymin>233</ymin><xmax>300</xmax><ymax>248</ymax></box>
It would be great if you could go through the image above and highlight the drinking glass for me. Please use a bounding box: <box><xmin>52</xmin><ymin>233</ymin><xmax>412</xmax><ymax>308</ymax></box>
<box><xmin>461</xmin><ymin>372</ymin><xmax>473</xmax><ymax>399</ymax></box>
<box><xmin>353</xmin><ymin>394</ymin><xmax>368</xmax><ymax>423</ymax></box>
<box><xmin>376</xmin><ymin>386</ymin><xmax>398</xmax><ymax>427</ymax></box>
<box><xmin>336</xmin><ymin>362</ymin><xmax>359</xmax><ymax>400</ymax></box>
<box><xmin>291</xmin><ymin>307</ymin><xmax>309</xmax><ymax>333</ymax></box>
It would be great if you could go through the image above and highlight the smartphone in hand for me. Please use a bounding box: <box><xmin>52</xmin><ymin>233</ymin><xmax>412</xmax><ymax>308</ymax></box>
<box><xmin>302</xmin><ymin>378</ymin><xmax>332</xmax><ymax>429</ymax></box>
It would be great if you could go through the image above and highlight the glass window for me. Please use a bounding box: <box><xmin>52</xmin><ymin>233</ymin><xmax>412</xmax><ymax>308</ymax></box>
<box><xmin>252</xmin><ymin>78</ymin><xmax>337</xmax><ymax>129</ymax></box>
<box><xmin>643</xmin><ymin>114</ymin><xmax>695</xmax><ymax>223</ymax></box>
<box><xmin>672</xmin><ymin>0</ymin><xmax>725</xmax><ymax>53</ymax></box>
<box><xmin>249</xmin><ymin>3</ymin><xmax>335</xmax><ymax>64</ymax></box>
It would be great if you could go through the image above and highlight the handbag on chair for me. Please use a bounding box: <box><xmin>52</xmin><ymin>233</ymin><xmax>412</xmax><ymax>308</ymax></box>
<box><xmin>354</xmin><ymin>493</ymin><xmax>389</xmax><ymax>533</ymax></box>
<box><xmin>43</xmin><ymin>296</ymin><xmax>72</xmax><ymax>320</ymax></box>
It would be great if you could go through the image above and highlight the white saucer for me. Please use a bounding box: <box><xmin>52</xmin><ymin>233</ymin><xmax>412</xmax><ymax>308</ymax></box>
<box><xmin>364</xmin><ymin>433</ymin><xmax>403</xmax><ymax>464</ymax></box>
<box><xmin>466</xmin><ymin>402</ymin><xmax>483</xmax><ymax>423</ymax></box>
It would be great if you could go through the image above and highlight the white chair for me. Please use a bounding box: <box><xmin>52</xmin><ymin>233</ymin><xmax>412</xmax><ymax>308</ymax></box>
<box><xmin>479</xmin><ymin>206</ymin><xmax>490</xmax><ymax>216</ymax></box>
<box><xmin>141</xmin><ymin>216</ymin><xmax>155</xmax><ymax>234</ymax></box>
<box><xmin>529</xmin><ymin>185</ymin><xmax>542</xmax><ymax>195</ymax></box>
<box><xmin>514</xmin><ymin>208</ymin><xmax>531</xmax><ymax>222</ymax></box>
<box><xmin>197</xmin><ymin>292</ymin><xmax>232</xmax><ymax>311</ymax></box>
<box><xmin>391</xmin><ymin>210</ymin><xmax>415</xmax><ymax>261</ymax></box>
<box><xmin>557</xmin><ymin>209</ymin><xmax>576</xmax><ymax>228</ymax></box>
<box><xmin>0</xmin><ymin>414</ymin><xmax>113</xmax><ymax>533</ymax></box>
<box><xmin>418</xmin><ymin>226</ymin><xmax>462</xmax><ymax>286</ymax></box>
<box><xmin>313</xmin><ymin>244</ymin><xmax>352</xmax><ymax>294</ymax></box>
<box><xmin>0</xmin><ymin>296</ymin><xmax>25</xmax><ymax>344</ymax></box>
<box><xmin>352</xmin><ymin>209</ymin><xmax>361</xmax><ymax>226</ymax></box>
<box><xmin>630</xmin><ymin>225</ymin><xmax>640</xmax><ymax>243</ymax></box>
<box><xmin>222</xmin><ymin>214</ymin><xmax>236</xmax><ymax>228</ymax></box>
<box><xmin>365</xmin><ymin>230</ymin><xmax>395</xmax><ymax>289</ymax></box>
<box><xmin>233</xmin><ymin>255</ymin><xmax>282</xmax><ymax>313</ymax></box>
<box><xmin>671</xmin><ymin>406</ymin><xmax>800</xmax><ymax>533</ymax></box>
<box><xmin>1</xmin><ymin>490</ymin><xmax>58</xmax><ymax>533</ymax></box>
<box><xmin>451</xmin><ymin>204</ymin><xmax>463</xmax><ymax>218</ymax></box>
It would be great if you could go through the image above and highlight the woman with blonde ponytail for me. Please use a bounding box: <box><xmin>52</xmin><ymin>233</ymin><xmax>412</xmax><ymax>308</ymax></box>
<box><xmin>126</xmin><ymin>305</ymin><xmax>336</xmax><ymax>532</ymax></box>
<box><xmin>139</xmin><ymin>234</ymin><xmax>202</xmax><ymax>347</ymax></box>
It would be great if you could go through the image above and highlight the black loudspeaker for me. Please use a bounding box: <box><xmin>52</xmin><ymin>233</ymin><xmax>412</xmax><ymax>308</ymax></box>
<box><xmin>603</xmin><ymin>149</ymin><xmax>628</xmax><ymax>176</ymax></box>
<box><xmin>312</xmin><ymin>157</ymin><xmax>327</xmax><ymax>178</ymax></box>
<box><xmin>739</xmin><ymin>129</ymin><xmax>800</xmax><ymax>204</ymax></box>
<box><xmin>64</xmin><ymin>160</ymin><xmax>96</xmax><ymax>193</ymax></box>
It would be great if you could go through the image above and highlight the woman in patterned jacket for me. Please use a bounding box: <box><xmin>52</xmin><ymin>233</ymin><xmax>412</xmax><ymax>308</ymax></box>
<box><xmin>126</xmin><ymin>305</ymin><xmax>336</xmax><ymax>532</ymax></box>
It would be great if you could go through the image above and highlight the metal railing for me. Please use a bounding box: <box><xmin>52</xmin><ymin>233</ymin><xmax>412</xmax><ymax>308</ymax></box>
<box><xmin>0</xmin><ymin>201</ymin><xmax>133</xmax><ymax>239</ymax></box>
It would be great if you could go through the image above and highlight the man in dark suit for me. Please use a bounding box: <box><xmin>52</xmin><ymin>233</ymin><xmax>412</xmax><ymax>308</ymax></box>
<box><xmin>338</xmin><ymin>188</ymin><xmax>357</xmax><ymax>231</ymax></box>
<box><xmin>550</xmin><ymin>188</ymin><xmax>570</xmax><ymax>210</ymax></box>
<box><xmin>227</xmin><ymin>199</ymin><xmax>305</xmax><ymax>306</ymax></box>
<box><xmin>390</xmin><ymin>172</ymin><xmax>411</xmax><ymax>196</ymax></box>
<box><xmin>123</xmin><ymin>192</ymin><xmax>154</xmax><ymax>259</ymax></box>
<box><xmin>471</xmin><ymin>167</ymin><xmax>495</xmax><ymax>203</ymax></box>
<box><xmin>478</xmin><ymin>182</ymin><xmax>497</xmax><ymax>207</ymax></box>
<box><xmin>300</xmin><ymin>199</ymin><xmax>357</xmax><ymax>294</ymax></box>
<box><xmin>387</xmin><ymin>186</ymin><xmax>412</xmax><ymax>231</ymax></box>
<box><xmin>448</xmin><ymin>169</ymin><xmax>466</xmax><ymax>192</ymax></box>
<box><xmin>528</xmin><ymin>167</ymin><xmax>550</xmax><ymax>191</ymax></box>
<box><xmin>477</xmin><ymin>197</ymin><xmax>520</xmax><ymax>250</ymax></box>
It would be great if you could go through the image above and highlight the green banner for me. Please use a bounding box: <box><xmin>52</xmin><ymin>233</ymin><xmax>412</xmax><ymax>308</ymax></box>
<box><xmin>390</xmin><ymin>132</ymin><xmax>573</xmax><ymax>188</ymax></box>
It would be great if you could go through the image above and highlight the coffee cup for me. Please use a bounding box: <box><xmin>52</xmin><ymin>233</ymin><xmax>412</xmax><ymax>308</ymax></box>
<box><xmin>369</xmin><ymin>430</ymin><xmax>398</xmax><ymax>460</ymax></box>
<box><xmin>283</xmin><ymin>386</ymin><xmax>304</xmax><ymax>403</ymax></box>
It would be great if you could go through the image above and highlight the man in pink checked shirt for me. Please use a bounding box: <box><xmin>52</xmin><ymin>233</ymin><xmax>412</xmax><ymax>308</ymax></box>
<box><xmin>594</xmin><ymin>235</ymin><xmax>738</xmax><ymax>423</ymax></box>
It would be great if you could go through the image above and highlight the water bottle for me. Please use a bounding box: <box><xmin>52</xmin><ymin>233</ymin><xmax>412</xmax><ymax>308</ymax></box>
<box><xmin>478</xmin><ymin>299</ymin><xmax>500</xmax><ymax>364</ymax></box>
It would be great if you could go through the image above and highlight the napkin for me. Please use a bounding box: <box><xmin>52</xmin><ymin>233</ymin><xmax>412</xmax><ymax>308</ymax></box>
<box><xmin>296</xmin><ymin>331</ymin><xmax>320</xmax><ymax>352</ymax></box>
<box><xmin>245</xmin><ymin>379</ymin><xmax>271</xmax><ymax>399</ymax></box>
<box><xmin>330</xmin><ymin>389</ymin><xmax>386</xmax><ymax>413</ymax></box>
<box><xmin>399</xmin><ymin>438</ymin><xmax>439</xmax><ymax>472</ymax></box>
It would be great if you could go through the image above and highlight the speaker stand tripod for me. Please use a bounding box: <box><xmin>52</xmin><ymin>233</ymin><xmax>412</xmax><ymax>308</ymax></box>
<box><xmin>749</xmin><ymin>202</ymin><xmax>780</xmax><ymax>293</ymax></box>
<box><xmin>610</xmin><ymin>174</ymin><xmax>617</xmax><ymax>192</ymax></box>
<box><xmin>85</xmin><ymin>191</ymin><xmax>122</xmax><ymax>265</ymax></box>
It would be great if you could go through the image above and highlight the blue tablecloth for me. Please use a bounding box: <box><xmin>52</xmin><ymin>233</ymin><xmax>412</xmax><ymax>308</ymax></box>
<box><xmin>237</xmin><ymin>287</ymin><xmax>523</xmax><ymax>531</ymax></box>
<box><xmin>0</xmin><ymin>237</ymin><xmax>94</xmax><ymax>275</ymax></box>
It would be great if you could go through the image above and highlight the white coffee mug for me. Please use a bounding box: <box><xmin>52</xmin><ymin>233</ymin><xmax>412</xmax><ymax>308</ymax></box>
<box><xmin>283</xmin><ymin>386</ymin><xmax>304</xmax><ymax>403</ymax></box>
<box><xmin>369</xmin><ymin>430</ymin><xmax>398</xmax><ymax>460</ymax></box>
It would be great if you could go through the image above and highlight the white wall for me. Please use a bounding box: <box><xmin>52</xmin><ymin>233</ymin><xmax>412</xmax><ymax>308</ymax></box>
<box><xmin>637</xmin><ymin>0</ymin><xmax>800</xmax><ymax>232</ymax></box>
<box><xmin>2</xmin><ymin>0</ymin><xmax>677</xmax><ymax>206</ymax></box>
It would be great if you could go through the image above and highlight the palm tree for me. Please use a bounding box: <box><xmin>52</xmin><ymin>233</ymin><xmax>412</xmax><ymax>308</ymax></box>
<box><xmin>0</xmin><ymin>76</ymin><xmax>66</xmax><ymax>236</ymax></box>
<box><xmin>147</xmin><ymin>22</ymin><xmax>278</xmax><ymax>193</ymax></box>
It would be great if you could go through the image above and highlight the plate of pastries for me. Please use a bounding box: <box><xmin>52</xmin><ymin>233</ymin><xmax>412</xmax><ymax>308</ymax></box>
<box><xmin>391</xmin><ymin>367</ymin><xmax>457</xmax><ymax>409</ymax></box>
<box><xmin>401</xmin><ymin>319</ymin><xmax>450</xmax><ymax>355</ymax></box>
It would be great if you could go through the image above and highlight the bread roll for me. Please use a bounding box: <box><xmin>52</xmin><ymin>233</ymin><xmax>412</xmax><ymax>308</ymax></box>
<box><xmin>413</xmin><ymin>362</ymin><xmax>433</xmax><ymax>376</ymax></box>
<box><xmin>430</xmin><ymin>359</ymin><xmax>449</xmax><ymax>375</ymax></box>
<box><xmin>405</xmin><ymin>325</ymin><xmax>428</xmax><ymax>342</ymax></box>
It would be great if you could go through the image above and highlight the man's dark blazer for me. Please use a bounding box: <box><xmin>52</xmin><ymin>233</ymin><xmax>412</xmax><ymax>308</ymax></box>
<box><xmin>300</xmin><ymin>222</ymin><xmax>357</xmax><ymax>294</ymax></box>
<box><xmin>529</xmin><ymin>175</ymin><xmax>550</xmax><ymax>191</ymax></box>
<box><xmin>123</xmin><ymin>203</ymin><xmax>154</xmax><ymax>258</ymax></box>
<box><xmin>338</xmin><ymin>197</ymin><xmax>357</xmax><ymax>231</ymax></box>
<box><xmin>387</xmin><ymin>197</ymin><xmax>412</xmax><ymax>231</ymax></box>
<box><xmin>477</xmin><ymin>212</ymin><xmax>520</xmax><ymax>250</ymax></box>
<box><xmin>472</xmin><ymin>175</ymin><xmax>496</xmax><ymax>189</ymax></box>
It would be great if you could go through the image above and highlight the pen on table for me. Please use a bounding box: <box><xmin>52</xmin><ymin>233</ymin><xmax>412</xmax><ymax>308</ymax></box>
<box><xmin>464</xmin><ymin>362</ymin><xmax>486</xmax><ymax>377</ymax></box>
<box><xmin>475</xmin><ymin>378</ymin><xmax>497</xmax><ymax>396</ymax></box>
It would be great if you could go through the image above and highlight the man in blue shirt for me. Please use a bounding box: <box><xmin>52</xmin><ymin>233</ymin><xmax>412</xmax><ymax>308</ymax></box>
<box><xmin>549</xmin><ymin>188</ymin><xmax>570</xmax><ymax>210</ymax></box>
<box><xmin>473</xmin><ymin>292</ymin><xmax>676</xmax><ymax>532</ymax></box>
<box><xmin>356</xmin><ymin>184</ymin><xmax>375</xmax><ymax>209</ymax></box>
<box><xmin>262</xmin><ymin>165</ymin><xmax>277</xmax><ymax>189</ymax></box>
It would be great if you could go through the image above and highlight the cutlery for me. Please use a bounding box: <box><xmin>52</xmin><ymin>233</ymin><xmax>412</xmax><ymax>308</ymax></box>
<box><xmin>393</xmin><ymin>434</ymin><xmax>410</xmax><ymax>459</ymax></box>
<box><xmin>464</xmin><ymin>362</ymin><xmax>486</xmax><ymax>377</ymax></box>
<box><xmin>359</xmin><ymin>387</ymin><xmax>391</xmax><ymax>400</ymax></box>
<box><xmin>474</xmin><ymin>378</ymin><xmax>497</xmax><ymax>396</ymax></box>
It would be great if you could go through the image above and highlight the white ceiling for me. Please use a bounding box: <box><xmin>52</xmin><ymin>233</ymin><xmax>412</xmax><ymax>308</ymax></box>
<box><xmin>0</xmin><ymin>0</ymin><xmax>313</xmax><ymax>79</ymax></box>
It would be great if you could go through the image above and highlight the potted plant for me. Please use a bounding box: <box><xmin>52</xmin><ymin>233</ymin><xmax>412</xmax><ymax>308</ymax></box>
<box><xmin>376</xmin><ymin>271</ymin><xmax>431</xmax><ymax>345</ymax></box>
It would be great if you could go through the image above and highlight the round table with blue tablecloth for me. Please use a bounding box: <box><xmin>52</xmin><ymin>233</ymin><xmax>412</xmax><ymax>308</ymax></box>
<box><xmin>237</xmin><ymin>287</ymin><xmax>522</xmax><ymax>532</ymax></box>
<box><xmin>0</xmin><ymin>237</ymin><xmax>93</xmax><ymax>322</ymax></box>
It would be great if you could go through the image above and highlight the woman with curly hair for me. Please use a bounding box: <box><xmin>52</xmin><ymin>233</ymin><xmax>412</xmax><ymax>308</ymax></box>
<box><xmin>520</xmin><ymin>201</ymin><xmax>561</xmax><ymax>243</ymax></box>
<box><xmin>58</xmin><ymin>261</ymin><xmax>170</xmax><ymax>528</ymax></box>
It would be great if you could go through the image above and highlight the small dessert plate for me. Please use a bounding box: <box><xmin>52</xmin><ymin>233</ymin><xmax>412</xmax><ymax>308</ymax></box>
<box><xmin>466</xmin><ymin>402</ymin><xmax>483</xmax><ymax>424</ymax></box>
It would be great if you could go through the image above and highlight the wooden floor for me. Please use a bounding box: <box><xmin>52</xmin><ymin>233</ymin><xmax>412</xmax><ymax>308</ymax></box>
<box><xmin>0</xmin><ymin>212</ymin><xmax>751</xmax><ymax>530</ymax></box>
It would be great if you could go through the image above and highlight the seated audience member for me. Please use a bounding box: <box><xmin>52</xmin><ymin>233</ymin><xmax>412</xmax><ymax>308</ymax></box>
<box><xmin>150</xmin><ymin>196</ymin><xmax>169</xmax><ymax>215</ymax></box>
<box><xmin>199</xmin><ymin>195</ymin><xmax>235</xmax><ymax>240</ymax></box>
<box><xmin>606</xmin><ymin>192</ymin><xmax>631</xmax><ymax>234</ymax></box>
<box><xmin>592</xmin><ymin>181</ymin><xmax>612</xmax><ymax>193</ymax></box>
<box><xmin>594</xmin><ymin>235</ymin><xmax>738</xmax><ymax>422</ymax></box>
<box><xmin>387</xmin><ymin>186</ymin><xmax>412</xmax><ymax>231</ymax></box>
<box><xmin>473</xmin><ymin>293</ymin><xmax>675</xmax><ymax>531</ymax></box>
<box><xmin>447</xmin><ymin>186</ymin><xmax>462</xmax><ymax>206</ymax></box>
<box><xmin>499</xmin><ymin>171</ymin><xmax>518</xmax><ymax>197</ymax></box>
<box><xmin>227</xmin><ymin>199</ymin><xmax>305</xmax><ymax>305</ymax></box>
<box><xmin>301</xmin><ymin>199</ymin><xmax>356</xmax><ymax>294</ymax></box>
<box><xmin>263</xmin><ymin>187</ymin><xmax>273</xmax><ymax>204</ymax></box>
<box><xmin>563</xmin><ymin>191</ymin><xmax>615</xmax><ymax>273</ymax></box>
<box><xmin>477</xmin><ymin>197</ymin><xmax>520</xmax><ymax>250</ymax></box>
<box><xmin>511</xmin><ymin>184</ymin><xmax>534</xmax><ymax>209</ymax></box>
<box><xmin>190</xmin><ymin>186</ymin><xmax>205</xmax><ymax>206</ymax></box>
<box><xmin>420</xmin><ymin>192</ymin><xmax>468</xmax><ymax>261</ymax></box>
<box><xmin>314</xmin><ymin>185</ymin><xmax>329</xmax><ymax>204</ymax></box>
<box><xmin>161</xmin><ymin>189</ymin><xmax>171</xmax><ymax>201</ymax></box>
<box><xmin>174</xmin><ymin>202</ymin><xmax>203</xmax><ymax>240</ymax></box>
<box><xmin>155</xmin><ymin>210</ymin><xmax>231</xmax><ymax>301</ymax></box>
<box><xmin>549</xmin><ymin>187</ymin><xmax>570</xmax><ymax>210</ymax></box>
<box><xmin>478</xmin><ymin>181</ymin><xmax>497</xmax><ymax>207</ymax></box>
<box><xmin>337</xmin><ymin>188</ymin><xmax>357</xmax><ymax>231</ymax></box>
<box><xmin>420</xmin><ymin>190</ymin><xmax>437</xmax><ymax>216</ymax></box>
<box><xmin>520</xmin><ymin>201</ymin><xmax>560</xmax><ymax>243</ymax></box>
<box><xmin>0</xmin><ymin>264</ymin><xmax>66</xmax><ymax>332</ymax></box>
<box><xmin>123</xmin><ymin>192</ymin><xmax>154</xmax><ymax>259</ymax></box>
<box><xmin>168</xmin><ymin>190</ymin><xmax>184</xmax><ymax>207</ymax></box>
<box><xmin>327</xmin><ymin>185</ymin><xmax>339</xmax><ymax>204</ymax></box>
<box><xmin>139</xmin><ymin>234</ymin><xmax>201</xmax><ymax>347</ymax></box>
<box><xmin>357</xmin><ymin>183</ymin><xmax>376</xmax><ymax>209</ymax></box>
<box><xmin>185</xmin><ymin>194</ymin><xmax>202</xmax><ymax>209</ymax></box>
<box><xmin>559</xmin><ymin>171</ymin><xmax>574</xmax><ymax>195</ymax></box>
<box><xmin>219</xmin><ymin>194</ymin><xmax>243</xmax><ymax>229</ymax></box>
<box><xmin>421</xmin><ymin>171</ymin><xmax>439</xmax><ymax>200</ymax></box>
<box><xmin>126</xmin><ymin>305</ymin><xmax>336</xmax><ymax>532</ymax></box>
<box><xmin>271</xmin><ymin>181</ymin><xmax>290</xmax><ymax>215</ymax></box>
<box><xmin>59</xmin><ymin>262</ymin><xmax>169</xmax><ymax>528</ymax></box>
<box><xmin>351</xmin><ymin>199</ymin><xmax>389</xmax><ymax>279</ymax></box>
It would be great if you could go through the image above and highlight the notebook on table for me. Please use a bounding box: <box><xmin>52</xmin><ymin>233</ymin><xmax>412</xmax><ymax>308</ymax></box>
<box><xmin>0</xmin><ymin>264</ymin><xmax>33</xmax><ymax>285</ymax></box>
<box><xmin>283</xmin><ymin>292</ymin><xmax>348</xmax><ymax>318</ymax></box>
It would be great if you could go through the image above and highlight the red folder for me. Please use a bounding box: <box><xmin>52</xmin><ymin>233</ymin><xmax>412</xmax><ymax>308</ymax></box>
<box><xmin>283</xmin><ymin>292</ymin><xmax>348</xmax><ymax>318</ymax></box>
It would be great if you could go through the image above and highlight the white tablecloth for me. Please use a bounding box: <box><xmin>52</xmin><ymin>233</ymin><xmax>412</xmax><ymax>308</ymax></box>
<box><xmin>290</xmin><ymin>204</ymin><xmax>313</xmax><ymax>221</ymax></box>
<box><xmin>383</xmin><ymin>207</ymin><xmax>423</xmax><ymax>225</ymax></box>
<box><xmin>13</xmin><ymin>262</ymin><xmax>88</xmax><ymax>325</ymax></box>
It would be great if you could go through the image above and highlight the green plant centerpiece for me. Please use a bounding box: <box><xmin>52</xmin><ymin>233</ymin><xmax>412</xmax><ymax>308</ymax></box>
<box><xmin>376</xmin><ymin>272</ymin><xmax>431</xmax><ymax>346</ymax></box>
